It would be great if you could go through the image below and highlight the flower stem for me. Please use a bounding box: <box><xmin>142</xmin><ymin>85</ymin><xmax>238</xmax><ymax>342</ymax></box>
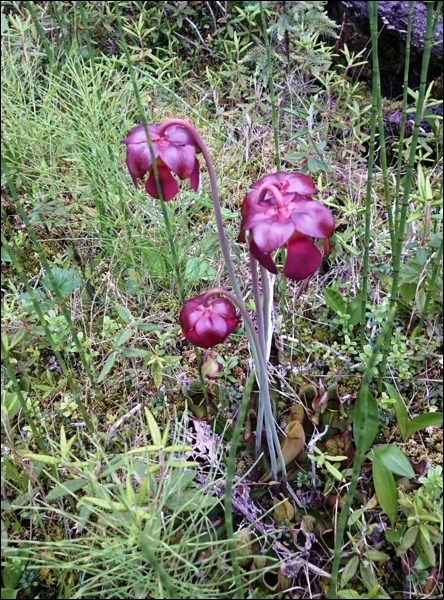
<box><xmin>377</xmin><ymin>1</ymin><xmax>438</xmax><ymax>391</ymax></box>
<box><xmin>158</xmin><ymin>119</ymin><xmax>242</xmax><ymax>301</ymax></box>
<box><xmin>224</xmin><ymin>370</ymin><xmax>256</xmax><ymax>598</ymax></box>
<box><xmin>207</xmin><ymin>289</ymin><xmax>287</xmax><ymax>483</ymax></box>
<box><xmin>394</xmin><ymin>1</ymin><xmax>414</xmax><ymax>234</ymax></box>
<box><xmin>260</xmin><ymin>4</ymin><xmax>281</xmax><ymax>171</ymax></box>
<box><xmin>369</xmin><ymin>1</ymin><xmax>396</xmax><ymax>251</ymax></box>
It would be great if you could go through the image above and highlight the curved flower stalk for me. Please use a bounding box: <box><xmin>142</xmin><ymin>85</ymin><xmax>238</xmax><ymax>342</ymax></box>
<box><xmin>239</xmin><ymin>173</ymin><xmax>335</xmax><ymax>281</ymax></box>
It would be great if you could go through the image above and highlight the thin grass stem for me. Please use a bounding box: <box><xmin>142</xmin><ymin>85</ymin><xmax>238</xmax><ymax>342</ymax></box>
<box><xmin>368</xmin><ymin>2</ymin><xmax>395</xmax><ymax>250</ymax></box>
<box><xmin>378</xmin><ymin>2</ymin><xmax>438</xmax><ymax>389</ymax></box>
<box><xmin>260</xmin><ymin>4</ymin><xmax>281</xmax><ymax>171</ymax></box>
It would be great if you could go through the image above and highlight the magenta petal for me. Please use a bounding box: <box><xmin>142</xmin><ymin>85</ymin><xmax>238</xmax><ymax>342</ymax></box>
<box><xmin>252</xmin><ymin>219</ymin><xmax>295</xmax><ymax>254</ymax></box>
<box><xmin>160</xmin><ymin>144</ymin><xmax>195</xmax><ymax>179</ymax></box>
<box><xmin>126</xmin><ymin>145</ymin><xmax>152</xmax><ymax>186</ymax></box>
<box><xmin>189</xmin><ymin>159</ymin><xmax>200</xmax><ymax>191</ymax></box>
<box><xmin>165</xmin><ymin>125</ymin><xmax>194</xmax><ymax>145</ymax></box>
<box><xmin>145</xmin><ymin>166</ymin><xmax>179</xmax><ymax>201</ymax></box>
<box><xmin>250</xmin><ymin>239</ymin><xmax>278</xmax><ymax>274</ymax></box>
<box><xmin>211</xmin><ymin>298</ymin><xmax>237</xmax><ymax>321</ymax></box>
<box><xmin>285</xmin><ymin>173</ymin><xmax>317</xmax><ymax>195</ymax></box>
<box><xmin>291</xmin><ymin>200</ymin><xmax>335</xmax><ymax>239</ymax></box>
<box><xmin>194</xmin><ymin>314</ymin><xmax>227</xmax><ymax>348</ymax></box>
<box><xmin>284</xmin><ymin>237</ymin><xmax>323</xmax><ymax>281</ymax></box>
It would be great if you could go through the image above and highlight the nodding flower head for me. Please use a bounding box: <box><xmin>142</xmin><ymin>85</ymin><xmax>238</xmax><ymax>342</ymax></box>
<box><xmin>239</xmin><ymin>172</ymin><xmax>334</xmax><ymax>281</ymax></box>
<box><xmin>179</xmin><ymin>291</ymin><xmax>238</xmax><ymax>349</ymax></box>
<box><xmin>122</xmin><ymin>122</ymin><xmax>200</xmax><ymax>201</ymax></box>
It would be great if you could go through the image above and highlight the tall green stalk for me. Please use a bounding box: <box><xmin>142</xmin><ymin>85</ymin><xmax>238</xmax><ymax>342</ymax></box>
<box><xmin>368</xmin><ymin>2</ymin><xmax>395</xmax><ymax>250</ymax></box>
<box><xmin>378</xmin><ymin>2</ymin><xmax>438</xmax><ymax>386</ymax></box>
<box><xmin>394</xmin><ymin>1</ymin><xmax>414</xmax><ymax>230</ymax></box>
<box><xmin>359</xmin><ymin>22</ymin><xmax>379</xmax><ymax>344</ymax></box>
<box><xmin>260</xmin><ymin>4</ymin><xmax>281</xmax><ymax>171</ymax></box>
<box><xmin>24</xmin><ymin>1</ymin><xmax>55</xmax><ymax>67</ymax></box>
<box><xmin>328</xmin><ymin>306</ymin><xmax>397</xmax><ymax>598</ymax></box>
<box><xmin>419</xmin><ymin>238</ymin><xmax>443</xmax><ymax>326</ymax></box>
<box><xmin>224</xmin><ymin>370</ymin><xmax>256</xmax><ymax>598</ymax></box>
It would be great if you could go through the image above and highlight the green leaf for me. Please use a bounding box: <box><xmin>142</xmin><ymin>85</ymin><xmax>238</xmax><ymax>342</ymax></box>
<box><xmin>1</xmin><ymin>246</ymin><xmax>12</xmax><ymax>263</ymax></box>
<box><xmin>347</xmin><ymin>293</ymin><xmax>364</xmax><ymax>326</ymax></box>
<box><xmin>417</xmin><ymin>530</ymin><xmax>436</xmax><ymax>567</ymax></box>
<box><xmin>97</xmin><ymin>352</ymin><xmax>117</xmax><ymax>383</ymax></box>
<box><xmin>353</xmin><ymin>390</ymin><xmax>379</xmax><ymax>454</ymax></box>
<box><xmin>1</xmin><ymin>589</ymin><xmax>18</xmax><ymax>600</ymax></box>
<box><xmin>47</xmin><ymin>477</ymin><xmax>89</xmax><ymax>500</ymax></box>
<box><xmin>144</xmin><ymin>408</ymin><xmax>162</xmax><ymax>446</ymax></box>
<box><xmin>406</xmin><ymin>413</ymin><xmax>443</xmax><ymax>436</ymax></box>
<box><xmin>121</xmin><ymin>348</ymin><xmax>152</xmax><ymax>358</ymax></box>
<box><xmin>373</xmin><ymin>444</ymin><xmax>415</xmax><ymax>478</ymax></box>
<box><xmin>341</xmin><ymin>555</ymin><xmax>359</xmax><ymax>585</ymax></box>
<box><xmin>324</xmin><ymin>287</ymin><xmax>347</xmax><ymax>315</ymax></box>
<box><xmin>21</xmin><ymin>453</ymin><xmax>59</xmax><ymax>466</ymax></box>
<box><xmin>115</xmin><ymin>329</ymin><xmax>133</xmax><ymax>347</ymax></box>
<box><xmin>184</xmin><ymin>257</ymin><xmax>216</xmax><ymax>284</ymax></box>
<box><xmin>42</xmin><ymin>266</ymin><xmax>82</xmax><ymax>296</ymax></box>
<box><xmin>338</xmin><ymin>591</ymin><xmax>362</xmax><ymax>599</ymax></box>
<box><xmin>384</xmin><ymin>383</ymin><xmax>409</xmax><ymax>441</ymax></box>
<box><xmin>364</xmin><ymin>550</ymin><xmax>390</xmax><ymax>562</ymax></box>
<box><xmin>399</xmin><ymin>282</ymin><xmax>417</xmax><ymax>304</ymax></box>
<box><xmin>397</xmin><ymin>525</ymin><xmax>419</xmax><ymax>555</ymax></box>
<box><xmin>151</xmin><ymin>361</ymin><xmax>163</xmax><ymax>390</ymax></box>
<box><xmin>373</xmin><ymin>456</ymin><xmax>398</xmax><ymax>527</ymax></box>
<box><xmin>115</xmin><ymin>304</ymin><xmax>132</xmax><ymax>323</ymax></box>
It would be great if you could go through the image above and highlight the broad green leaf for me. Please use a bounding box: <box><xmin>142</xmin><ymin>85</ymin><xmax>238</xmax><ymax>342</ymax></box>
<box><xmin>347</xmin><ymin>294</ymin><xmax>364</xmax><ymax>326</ymax></box>
<box><xmin>399</xmin><ymin>282</ymin><xmax>417</xmax><ymax>304</ymax></box>
<box><xmin>184</xmin><ymin>257</ymin><xmax>216</xmax><ymax>284</ymax></box>
<box><xmin>324</xmin><ymin>461</ymin><xmax>345</xmax><ymax>481</ymax></box>
<box><xmin>373</xmin><ymin>456</ymin><xmax>398</xmax><ymax>527</ymax></box>
<box><xmin>417</xmin><ymin>530</ymin><xmax>436</xmax><ymax>567</ymax></box>
<box><xmin>324</xmin><ymin>287</ymin><xmax>346</xmax><ymax>315</ymax></box>
<box><xmin>1</xmin><ymin>589</ymin><xmax>18</xmax><ymax>599</ymax></box>
<box><xmin>151</xmin><ymin>361</ymin><xmax>163</xmax><ymax>390</ymax></box>
<box><xmin>115</xmin><ymin>328</ymin><xmax>133</xmax><ymax>347</ymax></box>
<box><xmin>406</xmin><ymin>413</ymin><xmax>443</xmax><ymax>436</ymax></box>
<box><xmin>115</xmin><ymin>304</ymin><xmax>132</xmax><ymax>323</ymax></box>
<box><xmin>384</xmin><ymin>383</ymin><xmax>409</xmax><ymax>441</ymax></box>
<box><xmin>42</xmin><ymin>266</ymin><xmax>82</xmax><ymax>296</ymax></box>
<box><xmin>47</xmin><ymin>477</ymin><xmax>89</xmax><ymax>500</ymax></box>
<box><xmin>22</xmin><ymin>453</ymin><xmax>59</xmax><ymax>466</ymax></box>
<box><xmin>373</xmin><ymin>444</ymin><xmax>415</xmax><ymax>478</ymax></box>
<box><xmin>79</xmin><ymin>497</ymin><xmax>127</xmax><ymax>512</ymax></box>
<box><xmin>397</xmin><ymin>525</ymin><xmax>418</xmax><ymax>555</ymax></box>
<box><xmin>97</xmin><ymin>352</ymin><xmax>117</xmax><ymax>383</ymax></box>
<box><xmin>341</xmin><ymin>555</ymin><xmax>359</xmax><ymax>585</ymax></box>
<box><xmin>353</xmin><ymin>390</ymin><xmax>379</xmax><ymax>454</ymax></box>
<box><xmin>121</xmin><ymin>347</ymin><xmax>152</xmax><ymax>358</ymax></box>
<box><xmin>144</xmin><ymin>408</ymin><xmax>162</xmax><ymax>446</ymax></box>
<box><xmin>364</xmin><ymin>550</ymin><xmax>390</xmax><ymax>562</ymax></box>
<box><xmin>1</xmin><ymin>246</ymin><xmax>12</xmax><ymax>263</ymax></box>
<box><xmin>338</xmin><ymin>591</ymin><xmax>362</xmax><ymax>599</ymax></box>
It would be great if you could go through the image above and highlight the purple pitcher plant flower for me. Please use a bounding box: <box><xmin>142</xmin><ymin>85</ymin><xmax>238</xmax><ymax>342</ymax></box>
<box><xmin>122</xmin><ymin>123</ymin><xmax>200</xmax><ymax>201</ymax></box>
<box><xmin>179</xmin><ymin>291</ymin><xmax>239</xmax><ymax>349</ymax></box>
<box><xmin>239</xmin><ymin>172</ymin><xmax>334</xmax><ymax>281</ymax></box>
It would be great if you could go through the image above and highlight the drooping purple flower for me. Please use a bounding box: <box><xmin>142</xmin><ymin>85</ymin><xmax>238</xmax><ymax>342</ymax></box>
<box><xmin>122</xmin><ymin>123</ymin><xmax>200</xmax><ymax>201</ymax></box>
<box><xmin>239</xmin><ymin>172</ymin><xmax>334</xmax><ymax>281</ymax></box>
<box><xmin>179</xmin><ymin>292</ymin><xmax>238</xmax><ymax>349</ymax></box>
